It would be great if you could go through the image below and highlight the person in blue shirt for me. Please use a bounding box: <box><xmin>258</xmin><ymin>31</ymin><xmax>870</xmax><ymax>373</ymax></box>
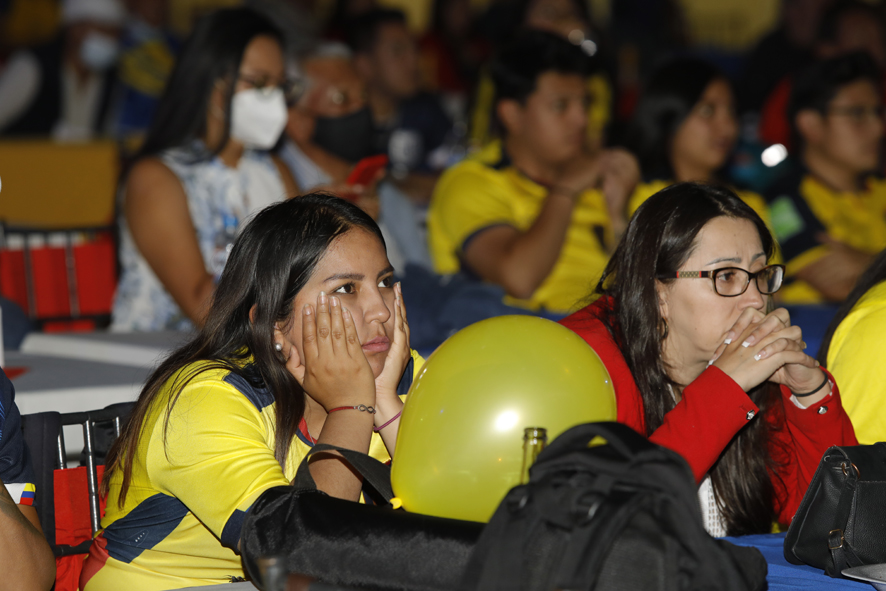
<box><xmin>0</xmin><ymin>368</ymin><xmax>55</xmax><ymax>590</ymax></box>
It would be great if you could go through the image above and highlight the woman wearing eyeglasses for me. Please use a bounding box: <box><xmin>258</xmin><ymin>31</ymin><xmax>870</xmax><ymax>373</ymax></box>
<box><xmin>560</xmin><ymin>182</ymin><xmax>857</xmax><ymax>537</ymax></box>
<box><xmin>112</xmin><ymin>8</ymin><xmax>300</xmax><ymax>332</ymax></box>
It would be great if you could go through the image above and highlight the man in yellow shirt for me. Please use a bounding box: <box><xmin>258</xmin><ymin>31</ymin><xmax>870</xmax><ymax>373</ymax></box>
<box><xmin>767</xmin><ymin>52</ymin><xmax>886</xmax><ymax>304</ymax></box>
<box><xmin>428</xmin><ymin>30</ymin><xmax>637</xmax><ymax>314</ymax></box>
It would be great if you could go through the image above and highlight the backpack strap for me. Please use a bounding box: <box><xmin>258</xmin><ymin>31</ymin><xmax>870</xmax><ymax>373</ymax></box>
<box><xmin>827</xmin><ymin>461</ymin><xmax>864</xmax><ymax>576</ymax></box>
<box><xmin>292</xmin><ymin>443</ymin><xmax>394</xmax><ymax>501</ymax></box>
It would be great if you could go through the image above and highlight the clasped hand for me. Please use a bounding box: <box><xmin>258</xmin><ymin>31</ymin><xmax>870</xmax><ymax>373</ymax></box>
<box><xmin>710</xmin><ymin>307</ymin><xmax>826</xmax><ymax>398</ymax></box>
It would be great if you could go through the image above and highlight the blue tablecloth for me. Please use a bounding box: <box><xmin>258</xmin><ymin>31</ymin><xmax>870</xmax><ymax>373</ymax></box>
<box><xmin>725</xmin><ymin>533</ymin><xmax>870</xmax><ymax>590</ymax></box>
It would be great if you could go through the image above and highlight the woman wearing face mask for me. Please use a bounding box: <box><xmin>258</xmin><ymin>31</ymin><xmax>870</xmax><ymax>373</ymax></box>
<box><xmin>624</xmin><ymin>58</ymin><xmax>770</xmax><ymax>226</ymax></box>
<box><xmin>82</xmin><ymin>193</ymin><xmax>417</xmax><ymax>590</ymax></box>
<box><xmin>560</xmin><ymin>183</ymin><xmax>856</xmax><ymax>537</ymax></box>
<box><xmin>111</xmin><ymin>7</ymin><xmax>299</xmax><ymax>331</ymax></box>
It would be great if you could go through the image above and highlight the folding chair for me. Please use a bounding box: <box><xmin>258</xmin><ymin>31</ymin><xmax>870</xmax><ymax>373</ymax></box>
<box><xmin>0</xmin><ymin>224</ymin><xmax>117</xmax><ymax>332</ymax></box>
<box><xmin>21</xmin><ymin>402</ymin><xmax>134</xmax><ymax>591</ymax></box>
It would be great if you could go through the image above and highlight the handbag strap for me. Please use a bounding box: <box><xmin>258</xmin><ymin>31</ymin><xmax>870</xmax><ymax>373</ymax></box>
<box><xmin>292</xmin><ymin>443</ymin><xmax>394</xmax><ymax>501</ymax></box>
<box><xmin>827</xmin><ymin>461</ymin><xmax>864</xmax><ymax>576</ymax></box>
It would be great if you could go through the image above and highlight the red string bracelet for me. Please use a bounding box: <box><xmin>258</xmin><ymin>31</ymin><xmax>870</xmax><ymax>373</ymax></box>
<box><xmin>373</xmin><ymin>410</ymin><xmax>402</xmax><ymax>433</ymax></box>
<box><xmin>327</xmin><ymin>404</ymin><xmax>376</xmax><ymax>414</ymax></box>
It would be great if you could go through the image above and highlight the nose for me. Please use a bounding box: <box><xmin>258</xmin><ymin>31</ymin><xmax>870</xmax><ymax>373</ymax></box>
<box><xmin>739</xmin><ymin>278</ymin><xmax>766</xmax><ymax>311</ymax></box>
<box><xmin>363</xmin><ymin>286</ymin><xmax>392</xmax><ymax>325</ymax></box>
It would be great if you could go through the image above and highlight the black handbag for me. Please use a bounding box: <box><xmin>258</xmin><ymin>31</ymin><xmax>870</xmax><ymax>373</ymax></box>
<box><xmin>240</xmin><ymin>443</ymin><xmax>484</xmax><ymax>591</ymax></box>
<box><xmin>784</xmin><ymin>442</ymin><xmax>886</xmax><ymax>577</ymax></box>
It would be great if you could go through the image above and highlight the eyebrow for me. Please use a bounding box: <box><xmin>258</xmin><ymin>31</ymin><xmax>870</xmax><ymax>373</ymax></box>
<box><xmin>323</xmin><ymin>265</ymin><xmax>394</xmax><ymax>283</ymax></box>
<box><xmin>705</xmin><ymin>252</ymin><xmax>766</xmax><ymax>266</ymax></box>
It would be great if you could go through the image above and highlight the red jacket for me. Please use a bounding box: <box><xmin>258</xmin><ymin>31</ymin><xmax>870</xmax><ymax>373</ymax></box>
<box><xmin>560</xmin><ymin>298</ymin><xmax>857</xmax><ymax>525</ymax></box>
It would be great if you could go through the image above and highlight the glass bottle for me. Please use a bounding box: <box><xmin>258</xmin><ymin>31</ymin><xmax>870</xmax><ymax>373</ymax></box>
<box><xmin>520</xmin><ymin>427</ymin><xmax>547</xmax><ymax>484</ymax></box>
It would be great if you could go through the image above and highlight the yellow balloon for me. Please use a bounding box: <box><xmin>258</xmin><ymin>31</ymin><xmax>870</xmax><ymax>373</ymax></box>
<box><xmin>392</xmin><ymin>315</ymin><xmax>616</xmax><ymax>523</ymax></box>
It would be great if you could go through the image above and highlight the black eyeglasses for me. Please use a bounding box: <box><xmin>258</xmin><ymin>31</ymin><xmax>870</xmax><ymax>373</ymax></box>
<box><xmin>657</xmin><ymin>264</ymin><xmax>785</xmax><ymax>297</ymax></box>
<box><xmin>827</xmin><ymin>105</ymin><xmax>885</xmax><ymax>124</ymax></box>
<box><xmin>238</xmin><ymin>73</ymin><xmax>304</xmax><ymax>104</ymax></box>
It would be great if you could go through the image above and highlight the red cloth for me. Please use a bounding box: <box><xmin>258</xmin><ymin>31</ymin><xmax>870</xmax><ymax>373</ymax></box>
<box><xmin>560</xmin><ymin>298</ymin><xmax>857</xmax><ymax>525</ymax></box>
<box><xmin>758</xmin><ymin>77</ymin><xmax>793</xmax><ymax>150</ymax></box>
<box><xmin>53</xmin><ymin>464</ymin><xmax>107</xmax><ymax>591</ymax></box>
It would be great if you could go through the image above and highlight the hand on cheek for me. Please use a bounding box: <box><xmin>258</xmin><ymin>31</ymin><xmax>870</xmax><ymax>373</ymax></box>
<box><xmin>298</xmin><ymin>291</ymin><xmax>376</xmax><ymax>411</ymax></box>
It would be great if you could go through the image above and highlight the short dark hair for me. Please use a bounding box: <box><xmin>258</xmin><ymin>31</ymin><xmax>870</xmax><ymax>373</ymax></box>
<box><xmin>490</xmin><ymin>29</ymin><xmax>591</xmax><ymax>107</ymax></box>
<box><xmin>347</xmin><ymin>8</ymin><xmax>408</xmax><ymax>55</ymax></box>
<box><xmin>789</xmin><ymin>51</ymin><xmax>882</xmax><ymax>149</ymax></box>
<box><xmin>626</xmin><ymin>57</ymin><xmax>727</xmax><ymax>180</ymax></box>
<box><xmin>816</xmin><ymin>0</ymin><xmax>883</xmax><ymax>45</ymax></box>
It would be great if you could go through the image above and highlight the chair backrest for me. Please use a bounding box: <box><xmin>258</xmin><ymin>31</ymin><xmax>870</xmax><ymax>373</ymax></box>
<box><xmin>20</xmin><ymin>402</ymin><xmax>134</xmax><ymax>554</ymax></box>
<box><xmin>0</xmin><ymin>224</ymin><xmax>117</xmax><ymax>332</ymax></box>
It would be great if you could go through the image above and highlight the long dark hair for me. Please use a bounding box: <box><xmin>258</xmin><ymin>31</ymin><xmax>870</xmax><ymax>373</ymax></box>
<box><xmin>626</xmin><ymin>57</ymin><xmax>728</xmax><ymax>181</ymax></box>
<box><xmin>597</xmin><ymin>182</ymin><xmax>780</xmax><ymax>535</ymax></box>
<box><xmin>818</xmin><ymin>249</ymin><xmax>886</xmax><ymax>364</ymax></box>
<box><xmin>135</xmin><ymin>7</ymin><xmax>283</xmax><ymax>160</ymax></box>
<box><xmin>103</xmin><ymin>193</ymin><xmax>385</xmax><ymax>505</ymax></box>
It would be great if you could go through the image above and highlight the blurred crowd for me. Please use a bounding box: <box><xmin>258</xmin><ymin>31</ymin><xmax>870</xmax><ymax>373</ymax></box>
<box><xmin>2</xmin><ymin>0</ymin><xmax>886</xmax><ymax>346</ymax></box>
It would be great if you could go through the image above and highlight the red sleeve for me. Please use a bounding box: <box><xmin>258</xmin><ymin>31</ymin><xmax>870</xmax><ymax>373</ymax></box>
<box><xmin>561</xmin><ymin>304</ymin><xmax>758</xmax><ymax>483</ymax></box>
<box><xmin>651</xmin><ymin>367</ymin><xmax>758</xmax><ymax>483</ymax></box>
<box><xmin>769</xmin><ymin>371</ymin><xmax>858</xmax><ymax>526</ymax></box>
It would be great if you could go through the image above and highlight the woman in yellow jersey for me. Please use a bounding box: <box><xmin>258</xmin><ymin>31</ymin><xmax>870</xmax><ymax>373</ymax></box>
<box><xmin>818</xmin><ymin>249</ymin><xmax>886</xmax><ymax>445</ymax></box>
<box><xmin>81</xmin><ymin>192</ymin><xmax>417</xmax><ymax>590</ymax></box>
<box><xmin>624</xmin><ymin>57</ymin><xmax>770</xmax><ymax>226</ymax></box>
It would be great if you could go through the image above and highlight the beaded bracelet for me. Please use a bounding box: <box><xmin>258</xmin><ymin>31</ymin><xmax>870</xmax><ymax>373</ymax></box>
<box><xmin>791</xmin><ymin>370</ymin><xmax>830</xmax><ymax>398</ymax></box>
<box><xmin>373</xmin><ymin>411</ymin><xmax>402</xmax><ymax>433</ymax></box>
<box><xmin>328</xmin><ymin>404</ymin><xmax>376</xmax><ymax>414</ymax></box>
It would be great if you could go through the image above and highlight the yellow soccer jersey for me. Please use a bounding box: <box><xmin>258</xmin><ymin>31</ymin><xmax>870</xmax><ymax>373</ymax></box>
<box><xmin>81</xmin><ymin>351</ymin><xmax>423</xmax><ymax>591</ymax></box>
<box><xmin>827</xmin><ymin>280</ymin><xmax>886</xmax><ymax>445</ymax></box>
<box><xmin>768</xmin><ymin>173</ymin><xmax>886</xmax><ymax>304</ymax></box>
<box><xmin>428</xmin><ymin>141</ymin><xmax>613</xmax><ymax>313</ymax></box>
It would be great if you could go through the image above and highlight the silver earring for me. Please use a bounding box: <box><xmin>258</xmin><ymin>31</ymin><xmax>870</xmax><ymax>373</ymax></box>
<box><xmin>275</xmin><ymin>343</ymin><xmax>283</xmax><ymax>352</ymax></box>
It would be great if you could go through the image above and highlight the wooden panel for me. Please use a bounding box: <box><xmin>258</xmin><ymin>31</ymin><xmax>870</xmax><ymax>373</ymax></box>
<box><xmin>0</xmin><ymin>141</ymin><xmax>119</xmax><ymax>228</ymax></box>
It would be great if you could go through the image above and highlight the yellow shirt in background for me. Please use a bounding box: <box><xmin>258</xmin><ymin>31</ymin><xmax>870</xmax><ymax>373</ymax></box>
<box><xmin>827</xmin><ymin>280</ymin><xmax>886</xmax><ymax>445</ymax></box>
<box><xmin>428</xmin><ymin>141</ymin><xmax>613</xmax><ymax>313</ymax></box>
<box><xmin>768</xmin><ymin>175</ymin><xmax>886</xmax><ymax>304</ymax></box>
<box><xmin>627</xmin><ymin>179</ymin><xmax>771</xmax><ymax>227</ymax></box>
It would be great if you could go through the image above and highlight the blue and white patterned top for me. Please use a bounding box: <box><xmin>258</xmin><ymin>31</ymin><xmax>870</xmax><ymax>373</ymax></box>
<box><xmin>112</xmin><ymin>143</ymin><xmax>288</xmax><ymax>331</ymax></box>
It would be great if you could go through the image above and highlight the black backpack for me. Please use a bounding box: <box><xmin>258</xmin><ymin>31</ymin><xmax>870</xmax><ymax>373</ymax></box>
<box><xmin>459</xmin><ymin>422</ymin><xmax>768</xmax><ymax>591</ymax></box>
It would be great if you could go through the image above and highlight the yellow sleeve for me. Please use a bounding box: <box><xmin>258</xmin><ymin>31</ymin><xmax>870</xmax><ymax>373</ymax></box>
<box><xmin>827</xmin><ymin>285</ymin><xmax>886</xmax><ymax>445</ymax></box>
<box><xmin>428</xmin><ymin>163</ymin><xmax>515</xmax><ymax>274</ymax></box>
<box><xmin>147</xmin><ymin>378</ymin><xmax>289</xmax><ymax>545</ymax></box>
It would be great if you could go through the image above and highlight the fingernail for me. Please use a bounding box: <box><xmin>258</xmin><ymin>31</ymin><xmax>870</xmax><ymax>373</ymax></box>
<box><xmin>801</xmin><ymin>341</ymin><xmax>807</xmax><ymax>349</ymax></box>
<box><xmin>330</xmin><ymin>296</ymin><xmax>339</xmax><ymax>307</ymax></box>
<box><xmin>742</xmin><ymin>336</ymin><xmax>755</xmax><ymax>348</ymax></box>
<box><xmin>754</xmin><ymin>351</ymin><xmax>767</xmax><ymax>361</ymax></box>
<box><xmin>318</xmin><ymin>291</ymin><xmax>327</xmax><ymax>304</ymax></box>
<box><xmin>724</xmin><ymin>338</ymin><xmax>732</xmax><ymax>345</ymax></box>
<box><xmin>707</xmin><ymin>359</ymin><xmax>714</xmax><ymax>366</ymax></box>
<box><xmin>304</xmin><ymin>304</ymin><xmax>312</xmax><ymax>315</ymax></box>
<box><xmin>343</xmin><ymin>307</ymin><xmax>351</xmax><ymax>318</ymax></box>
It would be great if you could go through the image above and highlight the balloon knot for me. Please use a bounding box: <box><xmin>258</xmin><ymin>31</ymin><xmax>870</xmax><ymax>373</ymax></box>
<box><xmin>391</xmin><ymin>497</ymin><xmax>403</xmax><ymax>509</ymax></box>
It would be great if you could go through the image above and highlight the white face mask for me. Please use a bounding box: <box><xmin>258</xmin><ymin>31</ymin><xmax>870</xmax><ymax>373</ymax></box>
<box><xmin>229</xmin><ymin>87</ymin><xmax>288</xmax><ymax>150</ymax></box>
<box><xmin>79</xmin><ymin>32</ymin><xmax>119</xmax><ymax>72</ymax></box>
